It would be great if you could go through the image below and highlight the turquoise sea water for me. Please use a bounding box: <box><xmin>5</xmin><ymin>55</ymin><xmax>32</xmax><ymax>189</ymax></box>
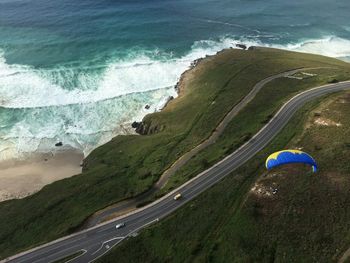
<box><xmin>0</xmin><ymin>0</ymin><xmax>350</xmax><ymax>159</ymax></box>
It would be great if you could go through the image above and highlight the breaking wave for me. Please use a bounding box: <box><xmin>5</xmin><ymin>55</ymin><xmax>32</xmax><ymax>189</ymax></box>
<box><xmin>1</xmin><ymin>35</ymin><xmax>350</xmax><ymax>160</ymax></box>
<box><xmin>2</xmin><ymin>35</ymin><xmax>350</xmax><ymax>109</ymax></box>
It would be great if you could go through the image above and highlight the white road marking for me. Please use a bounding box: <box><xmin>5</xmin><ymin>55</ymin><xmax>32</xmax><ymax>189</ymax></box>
<box><xmin>89</xmin><ymin>218</ymin><xmax>160</xmax><ymax>263</ymax></box>
<box><xmin>91</xmin><ymin>237</ymin><xmax>124</xmax><ymax>256</ymax></box>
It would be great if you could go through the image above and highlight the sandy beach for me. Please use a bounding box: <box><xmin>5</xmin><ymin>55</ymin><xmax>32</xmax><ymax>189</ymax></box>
<box><xmin>0</xmin><ymin>150</ymin><xmax>83</xmax><ymax>202</ymax></box>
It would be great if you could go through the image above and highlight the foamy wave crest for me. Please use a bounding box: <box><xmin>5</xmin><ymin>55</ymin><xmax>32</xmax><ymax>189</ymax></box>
<box><xmin>0</xmin><ymin>39</ymin><xmax>237</xmax><ymax>109</ymax></box>
<box><xmin>1</xmin><ymin>35</ymin><xmax>350</xmax><ymax>160</ymax></box>
<box><xmin>0</xmin><ymin>38</ymin><xmax>238</xmax><ymax>159</ymax></box>
<box><xmin>0</xmin><ymin>87</ymin><xmax>177</xmax><ymax>159</ymax></box>
<box><xmin>2</xmin><ymin>35</ymin><xmax>349</xmax><ymax>109</ymax></box>
<box><xmin>0</xmin><ymin>54</ymin><xmax>183</xmax><ymax>108</ymax></box>
<box><xmin>237</xmin><ymin>36</ymin><xmax>350</xmax><ymax>59</ymax></box>
<box><xmin>277</xmin><ymin>36</ymin><xmax>350</xmax><ymax>58</ymax></box>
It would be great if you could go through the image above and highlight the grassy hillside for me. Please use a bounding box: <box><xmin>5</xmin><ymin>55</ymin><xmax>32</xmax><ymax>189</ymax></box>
<box><xmin>160</xmin><ymin>66</ymin><xmax>350</xmax><ymax>194</ymax></box>
<box><xmin>1</xmin><ymin>48</ymin><xmax>350</xmax><ymax>259</ymax></box>
<box><xmin>97</xmin><ymin>91</ymin><xmax>350</xmax><ymax>263</ymax></box>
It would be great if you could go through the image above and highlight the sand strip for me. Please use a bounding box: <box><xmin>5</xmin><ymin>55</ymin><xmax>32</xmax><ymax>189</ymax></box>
<box><xmin>0</xmin><ymin>150</ymin><xmax>83</xmax><ymax>202</ymax></box>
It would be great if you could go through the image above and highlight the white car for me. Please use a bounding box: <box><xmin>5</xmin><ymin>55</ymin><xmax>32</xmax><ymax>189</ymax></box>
<box><xmin>173</xmin><ymin>193</ymin><xmax>182</xmax><ymax>200</ymax></box>
<box><xmin>116</xmin><ymin>222</ymin><xmax>126</xmax><ymax>229</ymax></box>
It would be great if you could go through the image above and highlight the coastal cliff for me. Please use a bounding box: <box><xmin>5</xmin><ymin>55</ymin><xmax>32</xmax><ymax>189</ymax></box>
<box><xmin>130</xmin><ymin>55</ymin><xmax>214</xmax><ymax>136</ymax></box>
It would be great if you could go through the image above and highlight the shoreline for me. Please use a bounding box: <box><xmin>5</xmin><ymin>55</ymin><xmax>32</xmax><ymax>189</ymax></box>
<box><xmin>0</xmin><ymin>149</ymin><xmax>83</xmax><ymax>202</ymax></box>
<box><xmin>0</xmin><ymin>47</ymin><xmax>233</xmax><ymax>203</ymax></box>
<box><xmin>83</xmin><ymin>49</ymin><xmax>235</xmax><ymax>226</ymax></box>
<box><xmin>132</xmin><ymin>49</ymin><xmax>226</xmax><ymax>135</ymax></box>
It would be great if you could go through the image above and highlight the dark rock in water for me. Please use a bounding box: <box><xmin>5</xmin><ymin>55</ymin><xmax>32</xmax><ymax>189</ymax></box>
<box><xmin>236</xmin><ymin>43</ymin><xmax>247</xmax><ymax>50</ymax></box>
<box><xmin>131</xmin><ymin>121</ymin><xmax>141</xmax><ymax>129</ymax></box>
<box><xmin>55</xmin><ymin>142</ymin><xmax>63</xmax><ymax>147</ymax></box>
<box><xmin>145</xmin><ymin>104</ymin><xmax>150</xmax><ymax>110</ymax></box>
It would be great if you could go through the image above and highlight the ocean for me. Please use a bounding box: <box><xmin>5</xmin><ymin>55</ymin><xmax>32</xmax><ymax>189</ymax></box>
<box><xmin>1</xmin><ymin>0</ymin><xmax>350</xmax><ymax>160</ymax></box>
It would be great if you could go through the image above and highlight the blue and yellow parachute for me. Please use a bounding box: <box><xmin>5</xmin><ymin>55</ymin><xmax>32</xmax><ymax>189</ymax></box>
<box><xmin>265</xmin><ymin>150</ymin><xmax>317</xmax><ymax>173</ymax></box>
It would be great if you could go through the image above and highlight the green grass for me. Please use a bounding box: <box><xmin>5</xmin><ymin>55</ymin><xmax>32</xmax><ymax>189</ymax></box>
<box><xmin>97</xmin><ymin>92</ymin><xmax>350</xmax><ymax>263</ymax></box>
<box><xmin>1</xmin><ymin>48</ymin><xmax>350</xmax><ymax>259</ymax></box>
<box><xmin>160</xmin><ymin>67</ymin><xmax>350</xmax><ymax>193</ymax></box>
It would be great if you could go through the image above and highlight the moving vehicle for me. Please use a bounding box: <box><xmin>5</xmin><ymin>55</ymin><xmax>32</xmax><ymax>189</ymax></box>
<box><xmin>115</xmin><ymin>222</ymin><xmax>126</xmax><ymax>229</ymax></box>
<box><xmin>173</xmin><ymin>193</ymin><xmax>182</xmax><ymax>200</ymax></box>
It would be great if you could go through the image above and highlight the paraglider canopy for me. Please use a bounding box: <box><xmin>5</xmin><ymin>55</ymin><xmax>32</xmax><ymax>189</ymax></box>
<box><xmin>265</xmin><ymin>150</ymin><xmax>317</xmax><ymax>172</ymax></box>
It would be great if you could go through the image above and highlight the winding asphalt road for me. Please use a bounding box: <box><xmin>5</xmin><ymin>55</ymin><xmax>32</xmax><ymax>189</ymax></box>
<box><xmin>84</xmin><ymin>68</ymin><xmax>304</xmax><ymax>228</ymax></box>
<box><xmin>3</xmin><ymin>80</ymin><xmax>350</xmax><ymax>263</ymax></box>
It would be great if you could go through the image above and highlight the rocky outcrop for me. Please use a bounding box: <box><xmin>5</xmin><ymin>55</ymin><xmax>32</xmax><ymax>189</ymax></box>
<box><xmin>134</xmin><ymin>121</ymin><xmax>165</xmax><ymax>135</ymax></box>
<box><xmin>131</xmin><ymin>50</ymin><xmax>215</xmax><ymax>136</ymax></box>
<box><xmin>55</xmin><ymin>142</ymin><xmax>63</xmax><ymax>147</ymax></box>
<box><xmin>236</xmin><ymin>43</ymin><xmax>247</xmax><ymax>50</ymax></box>
<box><xmin>190</xmin><ymin>57</ymin><xmax>204</xmax><ymax>69</ymax></box>
<box><xmin>159</xmin><ymin>96</ymin><xmax>174</xmax><ymax>111</ymax></box>
<box><xmin>135</xmin><ymin>122</ymin><xmax>148</xmax><ymax>135</ymax></box>
<box><xmin>131</xmin><ymin>121</ymin><xmax>141</xmax><ymax>129</ymax></box>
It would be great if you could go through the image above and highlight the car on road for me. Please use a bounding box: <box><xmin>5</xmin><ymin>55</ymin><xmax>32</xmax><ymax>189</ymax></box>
<box><xmin>116</xmin><ymin>222</ymin><xmax>126</xmax><ymax>229</ymax></box>
<box><xmin>173</xmin><ymin>193</ymin><xmax>182</xmax><ymax>200</ymax></box>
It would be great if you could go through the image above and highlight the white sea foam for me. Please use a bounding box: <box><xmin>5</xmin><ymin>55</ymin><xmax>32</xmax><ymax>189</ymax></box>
<box><xmin>236</xmin><ymin>36</ymin><xmax>350</xmax><ymax>59</ymax></box>
<box><xmin>0</xmin><ymin>55</ymin><xmax>182</xmax><ymax>108</ymax></box>
<box><xmin>2</xmin><ymin>35</ymin><xmax>350</xmax><ymax>109</ymax></box>
<box><xmin>0</xmin><ymin>41</ymin><xmax>232</xmax><ymax>109</ymax></box>
<box><xmin>275</xmin><ymin>36</ymin><xmax>350</xmax><ymax>58</ymax></box>
<box><xmin>0</xmin><ymin>87</ymin><xmax>178</xmax><ymax>159</ymax></box>
<box><xmin>1</xmin><ymin>35</ymin><xmax>350</xmax><ymax>160</ymax></box>
<box><xmin>0</xmin><ymin>41</ymin><xmax>236</xmax><ymax>160</ymax></box>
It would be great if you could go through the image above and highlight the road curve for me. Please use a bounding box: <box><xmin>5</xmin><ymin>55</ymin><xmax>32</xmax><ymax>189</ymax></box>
<box><xmin>3</xmin><ymin>80</ymin><xmax>350</xmax><ymax>263</ymax></box>
<box><xmin>85</xmin><ymin>68</ymin><xmax>304</xmax><ymax>228</ymax></box>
